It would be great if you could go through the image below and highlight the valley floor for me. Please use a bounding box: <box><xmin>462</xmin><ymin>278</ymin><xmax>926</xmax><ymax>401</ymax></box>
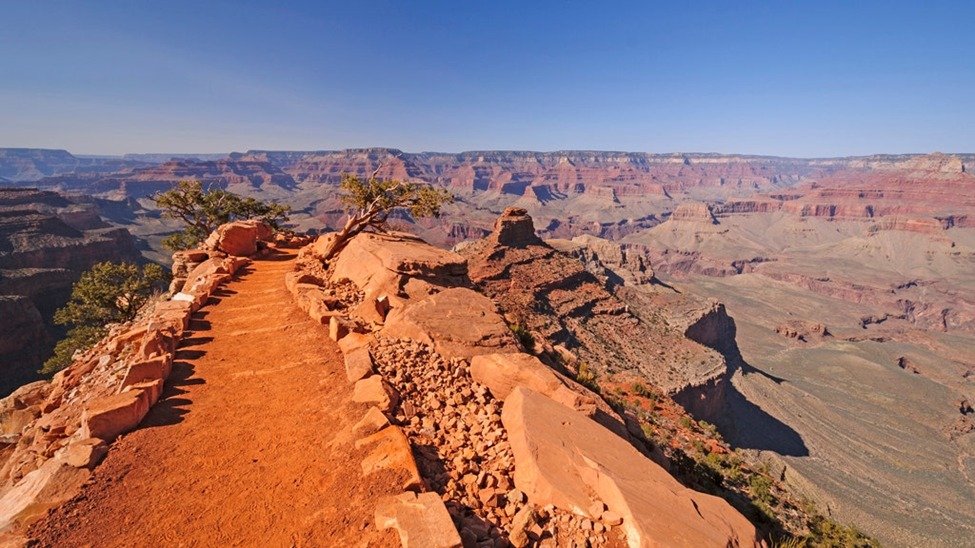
<box><xmin>27</xmin><ymin>254</ymin><xmax>399</xmax><ymax>546</ymax></box>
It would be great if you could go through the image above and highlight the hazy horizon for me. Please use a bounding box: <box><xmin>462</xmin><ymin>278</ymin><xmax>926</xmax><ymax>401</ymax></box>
<box><xmin>7</xmin><ymin>146</ymin><xmax>975</xmax><ymax>160</ymax></box>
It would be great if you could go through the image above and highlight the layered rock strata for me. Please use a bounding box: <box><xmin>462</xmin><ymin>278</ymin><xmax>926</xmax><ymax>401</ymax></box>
<box><xmin>0</xmin><ymin>188</ymin><xmax>141</xmax><ymax>393</ymax></box>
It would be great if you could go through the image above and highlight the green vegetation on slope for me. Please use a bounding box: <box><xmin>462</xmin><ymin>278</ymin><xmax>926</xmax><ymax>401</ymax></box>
<box><xmin>42</xmin><ymin>261</ymin><xmax>168</xmax><ymax>374</ymax></box>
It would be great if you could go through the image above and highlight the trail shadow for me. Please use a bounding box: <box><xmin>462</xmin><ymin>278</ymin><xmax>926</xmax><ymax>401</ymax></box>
<box><xmin>139</xmin><ymin>307</ymin><xmax>213</xmax><ymax>429</ymax></box>
<box><xmin>212</xmin><ymin>287</ymin><xmax>238</xmax><ymax>297</ymax></box>
<box><xmin>139</xmin><ymin>360</ymin><xmax>204</xmax><ymax>428</ymax></box>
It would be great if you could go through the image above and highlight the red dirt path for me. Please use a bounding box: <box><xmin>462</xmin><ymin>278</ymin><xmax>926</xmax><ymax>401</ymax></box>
<box><xmin>28</xmin><ymin>253</ymin><xmax>400</xmax><ymax>547</ymax></box>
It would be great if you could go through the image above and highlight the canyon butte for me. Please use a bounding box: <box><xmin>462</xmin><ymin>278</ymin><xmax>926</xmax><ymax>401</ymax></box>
<box><xmin>0</xmin><ymin>147</ymin><xmax>973</xmax><ymax>547</ymax></box>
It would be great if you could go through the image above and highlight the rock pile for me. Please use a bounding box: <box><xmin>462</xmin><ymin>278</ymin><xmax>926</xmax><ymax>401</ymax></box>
<box><xmin>774</xmin><ymin>321</ymin><xmax>831</xmax><ymax>343</ymax></box>
<box><xmin>0</xmin><ymin>220</ymin><xmax>272</xmax><ymax>539</ymax></box>
<box><xmin>370</xmin><ymin>338</ymin><xmax>623</xmax><ymax>547</ymax></box>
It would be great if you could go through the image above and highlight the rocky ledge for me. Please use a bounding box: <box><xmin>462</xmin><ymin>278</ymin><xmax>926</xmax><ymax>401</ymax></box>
<box><xmin>287</xmin><ymin>213</ymin><xmax>760</xmax><ymax>547</ymax></box>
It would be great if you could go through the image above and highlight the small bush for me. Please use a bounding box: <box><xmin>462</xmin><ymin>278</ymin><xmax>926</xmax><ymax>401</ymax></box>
<box><xmin>508</xmin><ymin>323</ymin><xmax>535</xmax><ymax>352</ymax></box>
<box><xmin>806</xmin><ymin>515</ymin><xmax>879</xmax><ymax>547</ymax></box>
<box><xmin>632</xmin><ymin>382</ymin><xmax>656</xmax><ymax>400</ymax></box>
<box><xmin>698</xmin><ymin>419</ymin><xmax>718</xmax><ymax>436</ymax></box>
<box><xmin>576</xmin><ymin>362</ymin><xmax>599</xmax><ymax>392</ymax></box>
<box><xmin>41</xmin><ymin>261</ymin><xmax>168</xmax><ymax>375</ymax></box>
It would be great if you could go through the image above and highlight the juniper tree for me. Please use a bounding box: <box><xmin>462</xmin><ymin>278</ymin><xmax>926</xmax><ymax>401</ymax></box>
<box><xmin>153</xmin><ymin>180</ymin><xmax>290</xmax><ymax>251</ymax></box>
<box><xmin>317</xmin><ymin>173</ymin><xmax>453</xmax><ymax>262</ymax></box>
<box><xmin>42</xmin><ymin>261</ymin><xmax>168</xmax><ymax>374</ymax></box>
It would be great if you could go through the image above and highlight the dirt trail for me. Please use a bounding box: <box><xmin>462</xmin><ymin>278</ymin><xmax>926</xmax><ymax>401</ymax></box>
<box><xmin>29</xmin><ymin>253</ymin><xmax>400</xmax><ymax>547</ymax></box>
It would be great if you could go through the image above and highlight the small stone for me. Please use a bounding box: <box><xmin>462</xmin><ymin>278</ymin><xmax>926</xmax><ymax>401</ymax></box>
<box><xmin>599</xmin><ymin>510</ymin><xmax>623</xmax><ymax>526</ymax></box>
<box><xmin>588</xmin><ymin>500</ymin><xmax>606</xmax><ymax>518</ymax></box>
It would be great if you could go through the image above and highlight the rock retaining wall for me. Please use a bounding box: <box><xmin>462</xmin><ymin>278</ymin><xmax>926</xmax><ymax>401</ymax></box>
<box><xmin>0</xmin><ymin>221</ymin><xmax>271</xmax><ymax>540</ymax></box>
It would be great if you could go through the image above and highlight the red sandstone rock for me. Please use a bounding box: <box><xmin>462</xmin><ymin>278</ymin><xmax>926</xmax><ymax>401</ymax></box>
<box><xmin>381</xmin><ymin>287</ymin><xmax>519</xmax><ymax>360</ymax></box>
<box><xmin>470</xmin><ymin>352</ymin><xmax>596</xmax><ymax>415</ymax></box>
<box><xmin>203</xmin><ymin>220</ymin><xmax>270</xmax><ymax>257</ymax></box>
<box><xmin>355</xmin><ymin>426</ymin><xmax>423</xmax><ymax>491</ymax></box>
<box><xmin>0</xmin><ymin>381</ymin><xmax>50</xmax><ymax>439</ymax></box>
<box><xmin>0</xmin><ymin>457</ymin><xmax>90</xmax><ymax>532</ymax></box>
<box><xmin>353</xmin><ymin>375</ymin><xmax>399</xmax><ymax>413</ymax></box>
<box><xmin>62</xmin><ymin>438</ymin><xmax>107</xmax><ymax>469</ymax></box>
<box><xmin>344</xmin><ymin>347</ymin><xmax>375</xmax><ymax>383</ymax></box>
<box><xmin>119</xmin><ymin>355</ymin><xmax>172</xmax><ymax>389</ymax></box>
<box><xmin>337</xmin><ymin>332</ymin><xmax>372</xmax><ymax>354</ymax></box>
<box><xmin>328</xmin><ymin>316</ymin><xmax>348</xmax><ymax>341</ymax></box>
<box><xmin>669</xmin><ymin>202</ymin><xmax>718</xmax><ymax>224</ymax></box>
<box><xmin>501</xmin><ymin>386</ymin><xmax>759</xmax><ymax>547</ymax></box>
<box><xmin>81</xmin><ymin>387</ymin><xmax>153</xmax><ymax>442</ymax></box>
<box><xmin>329</xmin><ymin>232</ymin><xmax>468</xmax><ymax>313</ymax></box>
<box><xmin>375</xmin><ymin>491</ymin><xmax>462</xmax><ymax>548</ymax></box>
<box><xmin>352</xmin><ymin>407</ymin><xmax>391</xmax><ymax>438</ymax></box>
<box><xmin>489</xmin><ymin>208</ymin><xmax>544</xmax><ymax>247</ymax></box>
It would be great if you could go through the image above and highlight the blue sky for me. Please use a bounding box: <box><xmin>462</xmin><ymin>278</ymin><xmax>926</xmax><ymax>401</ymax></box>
<box><xmin>1</xmin><ymin>1</ymin><xmax>973</xmax><ymax>156</ymax></box>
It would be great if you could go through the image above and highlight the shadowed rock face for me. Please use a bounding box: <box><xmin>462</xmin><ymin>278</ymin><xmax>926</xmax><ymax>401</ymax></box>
<box><xmin>459</xmin><ymin>208</ymin><xmax>727</xmax><ymax>396</ymax></box>
<box><xmin>0</xmin><ymin>189</ymin><xmax>141</xmax><ymax>395</ymax></box>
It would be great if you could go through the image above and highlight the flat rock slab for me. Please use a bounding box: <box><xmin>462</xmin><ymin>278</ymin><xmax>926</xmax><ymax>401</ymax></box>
<box><xmin>381</xmin><ymin>287</ymin><xmax>519</xmax><ymax>360</ymax></box>
<box><xmin>501</xmin><ymin>386</ymin><xmax>759</xmax><ymax>548</ymax></box>
<box><xmin>375</xmin><ymin>491</ymin><xmax>462</xmax><ymax>548</ymax></box>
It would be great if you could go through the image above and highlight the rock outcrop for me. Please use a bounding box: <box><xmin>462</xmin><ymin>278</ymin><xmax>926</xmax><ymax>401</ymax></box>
<box><xmin>286</xmin><ymin>222</ymin><xmax>759</xmax><ymax>547</ymax></box>
<box><xmin>503</xmin><ymin>386</ymin><xmax>758</xmax><ymax>548</ymax></box>
<box><xmin>459</xmin><ymin>208</ymin><xmax>726</xmax><ymax>396</ymax></box>
<box><xmin>547</xmin><ymin>235</ymin><xmax>655</xmax><ymax>288</ymax></box>
<box><xmin>668</xmin><ymin>202</ymin><xmax>718</xmax><ymax>224</ymax></box>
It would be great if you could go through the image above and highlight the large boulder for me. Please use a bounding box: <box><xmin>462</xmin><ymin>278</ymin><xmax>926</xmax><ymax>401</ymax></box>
<box><xmin>203</xmin><ymin>220</ymin><xmax>270</xmax><ymax>257</ymax></box>
<box><xmin>501</xmin><ymin>386</ymin><xmax>759</xmax><ymax>548</ymax></box>
<box><xmin>330</xmin><ymin>232</ymin><xmax>468</xmax><ymax>312</ymax></box>
<box><xmin>381</xmin><ymin>288</ymin><xmax>519</xmax><ymax>360</ymax></box>
<box><xmin>0</xmin><ymin>457</ymin><xmax>90</xmax><ymax>533</ymax></box>
<box><xmin>470</xmin><ymin>353</ymin><xmax>596</xmax><ymax>415</ymax></box>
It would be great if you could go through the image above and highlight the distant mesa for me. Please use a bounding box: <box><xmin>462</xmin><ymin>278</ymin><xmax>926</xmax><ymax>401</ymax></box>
<box><xmin>668</xmin><ymin>202</ymin><xmax>718</xmax><ymax>224</ymax></box>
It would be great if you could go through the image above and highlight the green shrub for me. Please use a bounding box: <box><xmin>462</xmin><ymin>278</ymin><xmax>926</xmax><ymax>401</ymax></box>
<box><xmin>41</xmin><ymin>261</ymin><xmax>168</xmax><ymax>375</ymax></box>
<box><xmin>576</xmin><ymin>361</ymin><xmax>599</xmax><ymax>392</ymax></box>
<box><xmin>508</xmin><ymin>323</ymin><xmax>535</xmax><ymax>351</ymax></box>
<box><xmin>806</xmin><ymin>515</ymin><xmax>878</xmax><ymax>547</ymax></box>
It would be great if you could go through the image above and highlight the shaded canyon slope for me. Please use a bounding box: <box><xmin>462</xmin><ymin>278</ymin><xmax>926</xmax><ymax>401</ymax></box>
<box><xmin>0</xmin><ymin>189</ymin><xmax>141</xmax><ymax>395</ymax></box>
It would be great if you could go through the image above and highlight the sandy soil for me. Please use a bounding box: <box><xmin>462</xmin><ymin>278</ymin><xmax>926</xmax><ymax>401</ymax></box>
<box><xmin>28</xmin><ymin>252</ymin><xmax>400</xmax><ymax>547</ymax></box>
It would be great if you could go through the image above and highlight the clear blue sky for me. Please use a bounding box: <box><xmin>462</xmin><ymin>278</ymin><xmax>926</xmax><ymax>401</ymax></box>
<box><xmin>1</xmin><ymin>1</ymin><xmax>973</xmax><ymax>156</ymax></box>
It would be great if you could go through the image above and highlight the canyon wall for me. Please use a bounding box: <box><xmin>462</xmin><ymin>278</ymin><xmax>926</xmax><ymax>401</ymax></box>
<box><xmin>0</xmin><ymin>189</ymin><xmax>141</xmax><ymax>394</ymax></box>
